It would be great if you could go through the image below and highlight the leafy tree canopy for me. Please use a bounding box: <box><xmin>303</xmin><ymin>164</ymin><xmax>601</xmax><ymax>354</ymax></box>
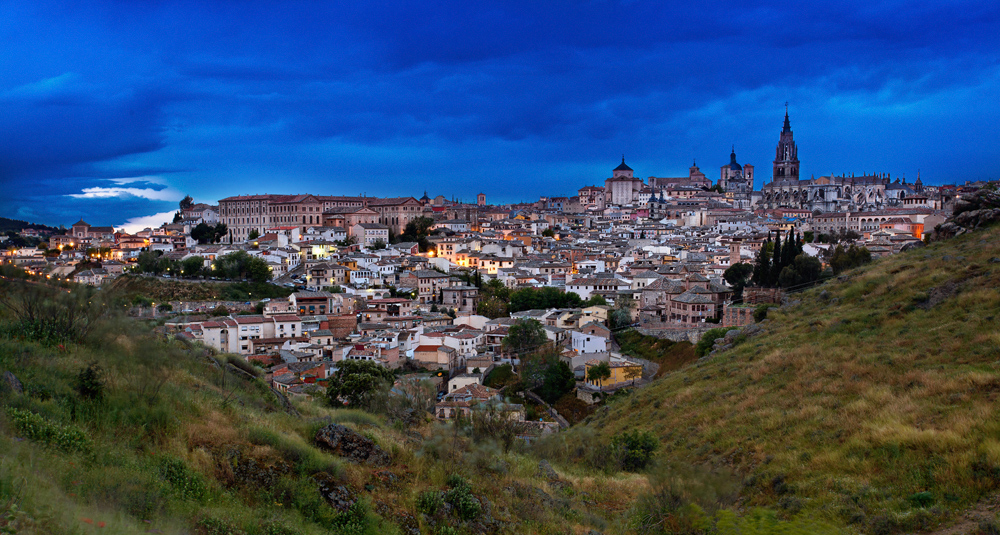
<box><xmin>502</xmin><ymin>318</ymin><xmax>548</xmax><ymax>356</ymax></box>
<box><xmin>325</xmin><ymin>360</ymin><xmax>395</xmax><ymax>409</ymax></box>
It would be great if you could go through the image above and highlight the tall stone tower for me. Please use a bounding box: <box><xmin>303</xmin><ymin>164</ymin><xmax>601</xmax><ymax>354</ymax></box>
<box><xmin>772</xmin><ymin>105</ymin><xmax>799</xmax><ymax>183</ymax></box>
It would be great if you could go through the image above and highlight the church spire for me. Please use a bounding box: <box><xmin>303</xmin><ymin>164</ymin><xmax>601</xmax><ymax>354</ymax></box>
<box><xmin>782</xmin><ymin>102</ymin><xmax>791</xmax><ymax>133</ymax></box>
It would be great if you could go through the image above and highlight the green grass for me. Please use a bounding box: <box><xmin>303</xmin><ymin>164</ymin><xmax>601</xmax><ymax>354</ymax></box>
<box><xmin>558</xmin><ymin>224</ymin><xmax>1000</xmax><ymax>534</ymax></box>
<box><xmin>0</xmin><ymin>280</ymin><xmax>657</xmax><ymax>534</ymax></box>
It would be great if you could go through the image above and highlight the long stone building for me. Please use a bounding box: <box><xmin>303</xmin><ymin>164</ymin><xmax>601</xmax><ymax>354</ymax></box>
<box><xmin>218</xmin><ymin>194</ymin><xmax>426</xmax><ymax>243</ymax></box>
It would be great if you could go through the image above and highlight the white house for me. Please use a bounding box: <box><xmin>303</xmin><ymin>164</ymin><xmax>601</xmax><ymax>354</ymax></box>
<box><xmin>571</xmin><ymin>330</ymin><xmax>608</xmax><ymax>354</ymax></box>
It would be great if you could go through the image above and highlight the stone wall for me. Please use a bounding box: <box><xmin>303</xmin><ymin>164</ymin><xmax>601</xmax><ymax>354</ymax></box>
<box><xmin>635</xmin><ymin>325</ymin><xmax>715</xmax><ymax>343</ymax></box>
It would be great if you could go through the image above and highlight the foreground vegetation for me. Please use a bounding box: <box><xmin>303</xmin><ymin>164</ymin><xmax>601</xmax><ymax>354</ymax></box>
<box><xmin>3</xmin><ymin>222</ymin><xmax>997</xmax><ymax>533</ymax></box>
<box><xmin>555</xmin><ymin>224</ymin><xmax>1000</xmax><ymax>534</ymax></box>
<box><xmin>0</xmin><ymin>279</ymin><xmax>657</xmax><ymax>534</ymax></box>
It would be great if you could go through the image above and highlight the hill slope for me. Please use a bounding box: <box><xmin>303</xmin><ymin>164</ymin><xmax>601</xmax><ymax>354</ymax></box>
<box><xmin>556</xmin><ymin>225</ymin><xmax>1000</xmax><ymax>533</ymax></box>
<box><xmin>0</xmin><ymin>284</ymin><xmax>649</xmax><ymax>534</ymax></box>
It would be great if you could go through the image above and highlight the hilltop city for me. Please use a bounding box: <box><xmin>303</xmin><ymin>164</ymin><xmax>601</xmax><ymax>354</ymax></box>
<box><xmin>4</xmin><ymin>101</ymin><xmax>1000</xmax><ymax>535</ymax></box>
<box><xmin>1</xmin><ymin>110</ymin><xmax>994</xmax><ymax>406</ymax></box>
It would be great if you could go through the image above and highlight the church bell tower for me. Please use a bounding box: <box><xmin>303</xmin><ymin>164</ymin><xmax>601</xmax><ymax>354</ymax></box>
<box><xmin>772</xmin><ymin>104</ymin><xmax>799</xmax><ymax>183</ymax></box>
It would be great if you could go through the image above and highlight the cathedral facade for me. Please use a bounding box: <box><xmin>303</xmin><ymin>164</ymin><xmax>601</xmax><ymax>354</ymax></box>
<box><xmin>757</xmin><ymin>108</ymin><xmax>899</xmax><ymax>213</ymax></box>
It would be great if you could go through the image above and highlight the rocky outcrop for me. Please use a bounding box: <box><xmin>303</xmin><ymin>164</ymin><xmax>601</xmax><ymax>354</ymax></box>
<box><xmin>314</xmin><ymin>424</ymin><xmax>389</xmax><ymax>466</ymax></box>
<box><xmin>708</xmin><ymin>322</ymin><xmax>765</xmax><ymax>356</ymax></box>
<box><xmin>935</xmin><ymin>189</ymin><xmax>1000</xmax><ymax>239</ymax></box>
<box><xmin>2</xmin><ymin>371</ymin><xmax>23</xmax><ymax>395</ymax></box>
<box><xmin>316</xmin><ymin>478</ymin><xmax>357</xmax><ymax>513</ymax></box>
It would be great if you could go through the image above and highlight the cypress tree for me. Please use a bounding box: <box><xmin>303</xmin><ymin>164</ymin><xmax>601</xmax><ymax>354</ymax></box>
<box><xmin>782</xmin><ymin>228</ymin><xmax>796</xmax><ymax>269</ymax></box>
<box><xmin>751</xmin><ymin>235</ymin><xmax>771</xmax><ymax>287</ymax></box>
<box><xmin>769</xmin><ymin>231</ymin><xmax>783</xmax><ymax>287</ymax></box>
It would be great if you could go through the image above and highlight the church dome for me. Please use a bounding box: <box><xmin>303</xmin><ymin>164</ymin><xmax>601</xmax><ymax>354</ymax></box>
<box><xmin>614</xmin><ymin>157</ymin><xmax>632</xmax><ymax>172</ymax></box>
<box><xmin>728</xmin><ymin>148</ymin><xmax>742</xmax><ymax>171</ymax></box>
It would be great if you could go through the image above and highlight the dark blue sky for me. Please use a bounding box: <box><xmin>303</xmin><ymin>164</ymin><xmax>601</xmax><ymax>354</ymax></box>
<box><xmin>1</xmin><ymin>1</ymin><xmax>998</xmax><ymax>230</ymax></box>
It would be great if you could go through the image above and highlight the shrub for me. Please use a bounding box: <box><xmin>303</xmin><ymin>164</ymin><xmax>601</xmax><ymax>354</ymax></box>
<box><xmin>158</xmin><ymin>457</ymin><xmax>207</xmax><ymax>501</ymax></box>
<box><xmin>694</xmin><ymin>327</ymin><xmax>739</xmax><ymax>357</ymax></box>
<box><xmin>196</xmin><ymin>516</ymin><xmax>246</xmax><ymax>535</ymax></box>
<box><xmin>416</xmin><ymin>490</ymin><xmax>444</xmax><ymax>516</ymax></box>
<box><xmin>908</xmin><ymin>491</ymin><xmax>934</xmax><ymax>508</ymax></box>
<box><xmin>753</xmin><ymin>304</ymin><xmax>777</xmax><ymax>323</ymax></box>
<box><xmin>611</xmin><ymin>430</ymin><xmax>658</xmax><ymax>472</ymax></box>
<box><xmin>5</xmin><ymin>408</ymin><xmax>90</xmax><ymax>453</ymax></box>
<box><xmin>75</xmin><ymin>362</ymin><xmax>104</xmax><ymax>400</ymax></box>
<box><xmin>444</xmin><ymin>484</ymin><xmax>481</xmax><ymax>521</ymax></box>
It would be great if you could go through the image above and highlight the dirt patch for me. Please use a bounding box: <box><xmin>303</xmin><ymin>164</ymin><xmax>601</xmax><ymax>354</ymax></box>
<box><xmin>914</xmin><ymin>492</ymin><xmax>1000</xmax><ymax>534</ymax></box>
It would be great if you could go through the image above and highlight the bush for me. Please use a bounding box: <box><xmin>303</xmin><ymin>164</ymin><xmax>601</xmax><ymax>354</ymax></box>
<box><xmin>5</xmin><ymin>408</ymin><xmax>90</xmax><ymax>453</ymax></box>
<box><xmin>611</xmin><ymin>430</ymin><xmax>658</xmax><ymax>472</ymax></box>
<box><xmin>75</xmin><ymin>362</ymin><xmax>104</xmax><ymax>400</ymax></box>
<box><xmin>158</xmin><ymin>457</ymin><xmax>207</xmax><ymax>501</ymax></box>
<box><xmin>416</xmin><ymin>490</ymin><xmax>444</xmax><ymax>516</ymax></box>
<box><xmin>694</xmin><ymin>327</ymin><xmax>739</xmax><ymax>357</ymax></box>
<box><xmin>753</xmin><ymin>304</ymin><xmax>777</xmax><ymax>323</ymax></box>
<box><xmin>444</xmin><ymin>483</ymin><xmax>481</xmax><ymax>521</ymax></box>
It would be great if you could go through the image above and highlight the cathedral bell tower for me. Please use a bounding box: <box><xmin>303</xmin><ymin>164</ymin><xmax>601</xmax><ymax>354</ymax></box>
<box><xmin>773</xmin><ymin>104</ymin><xmax>799</xmax><ymax>183</ymax></box>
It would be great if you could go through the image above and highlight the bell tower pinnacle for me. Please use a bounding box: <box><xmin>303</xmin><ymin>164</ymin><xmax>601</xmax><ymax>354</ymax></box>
<box><xmin>773</xmin><ymin>104</ymin><xmax>799</xmax><ymax>183</ymax></box>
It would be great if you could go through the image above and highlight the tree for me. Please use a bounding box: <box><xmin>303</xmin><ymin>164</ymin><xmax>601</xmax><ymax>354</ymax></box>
<box><xmin>325</xmin><ymin>360</ymin><xmax>395</xmax><ymax>409</ymax></box>
<box><xmin>829</xmin><ymin>244</ymin><xmax>872</xmax><ymax>274</ymax></box>
<box><xmin>179</xmin><ymin>195</ymin><xmax>194</xmax><ymax>211</ymax></box>
<box><xmin>502</xmin><ymin>318</ymin><xmax>547</xmax><ymax>355</ymax></box>
<box><xmin>541</xmin><ymin>228</ymin><xmax>555</xmax><ymax>238</ymax></box>
<box><xmin>519</xmin><ymin>346</ymin><xmax>561</xmax><ymax>389</ymax></box>
<box><xmin>136</xmin><ymin>250</ymin><xmax>164</xmax><ymax>274</ymax></box>
<box><xmin>584</xmin><ymin>294</ymin><xmax>608</xmax><ymax>307</ymax></box>
<box><xmin>509</xmin><ymin>286</ymin><xmax>582</xmax><ymax>313</ymax></box>
<box><xmin>172</xmin><ymin>211</ymin><xmax>182</xmax><ymax>223</ymax></box>
<box><xmin>779</xmin><ymin>253</ymin><xmax>823</xmax><ymax>288</ymax></box>
<box><xmin>750</xmin><ymin>236</ymin><xmax>771</xmax><ymax>287</ymax></box>
<box><xmin>608</xmin><ymin>306</ymin><xmax>633</xmax><ymax>331</ymax></box>
<box><xmin>586</xmin><ymin>361</ymin><xmax>612</xmax><ymax>386</ymax></box>
<box><xmin>191</xmin><ymin>223</ymin><xmax>215</xmax><ymax>244</ymax></box>
<box><xmin>476</xmin><ymin>296</ymin><xmax>508</xmax><ymax>319</ymax></box>
<box><xmin>769</xmin><ymin>231</ymin><xmax>783</xmax><ymax>286</ymax></box>
<box><xmin>181</xmin><ymin>256</ymin><xmax>205</xmax><ymax>278</ymax></box>
<box><xmin>213</xmin><ymin>223</ymin><xmax>228</xmax><ymax>243</ymax></box>
<box><xmin>370</xmin><ymin>239</ymin><xmax>387</xmax><ymax>250</ymax></box>
<box><xmin>481</xmin><ymin>278</ymin><xmax>510</xmax><ymax>301</ymax></box>
<box><xmin>471</xmin><ymin>400</ymin><xmax>528</xmax><ymax>454</ymax></box>
<box><xmin>723</xmin><ymin>262</ymin><xmax>754</xmax><ymax>301</ymax></box>
<box><xmin>401</xmin><ymin>216</ymin><xmax>436</xmax><ymax>252</ymax></box>
<box><xmin>247</xmin><ymin>229</ymin><xmax>260</xmax><ymax>241</ymax></box>
<box><xmin>536</xmin><ymin>360</ymin><xmax>576</xmax><ymax>404</ymax></box>
<box><xmin>245</xmin><ymin>256</ymin><xmax>273</xmax><ymax>283</ymax></box>
<box><xmin>624</xmin><ymin>364</ymin><xmax>643</xmax><ymax>386</ymax></box>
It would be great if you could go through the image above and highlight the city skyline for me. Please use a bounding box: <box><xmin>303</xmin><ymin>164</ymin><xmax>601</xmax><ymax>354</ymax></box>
<box><xmin>1</xmin><ymin>0</ymin><xmax>998</xmax><ymax>229</ymax></box>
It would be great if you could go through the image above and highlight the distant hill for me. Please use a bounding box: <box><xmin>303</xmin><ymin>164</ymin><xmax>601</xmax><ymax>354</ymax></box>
<box><xmin>555</xmin><ymin>223</ymin><xmax>1000</xmax><ymax>534</ymax></box>
<box><xmin>0</xmin><ymin>216</ymin><xmax>62</xmax><ymax>234</ymax></box>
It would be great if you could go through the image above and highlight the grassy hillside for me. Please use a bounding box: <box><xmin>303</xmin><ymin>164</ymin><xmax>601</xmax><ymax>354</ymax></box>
<box><xmin>0</xmin><ymin>283</ymin><xmax>651</xmax><ymax>534</ymax></box>
<box><xmin>549</xmin><ymin>225</ymin><xmax>1000</xmax><ymax>533</ymax></box>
